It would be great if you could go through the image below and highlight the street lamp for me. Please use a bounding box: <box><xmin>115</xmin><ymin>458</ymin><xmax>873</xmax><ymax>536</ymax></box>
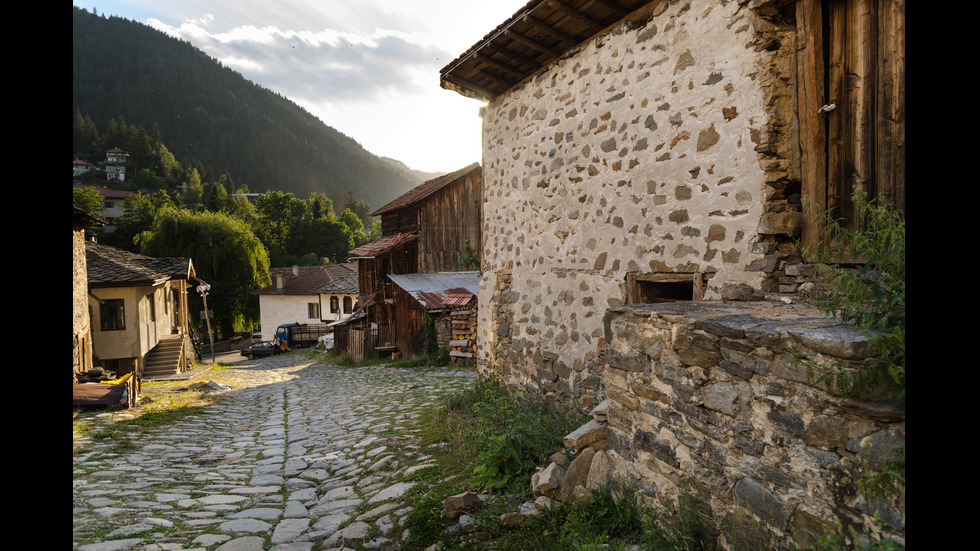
<box><xmin>195</xmin><ymin>280</ymin><xmax>216</xmax><ymax>364</ymax></box>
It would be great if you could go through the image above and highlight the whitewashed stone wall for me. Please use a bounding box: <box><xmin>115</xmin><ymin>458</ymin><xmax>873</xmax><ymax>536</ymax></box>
<box><xmin>478</xmin><ymin>0</ymin><xmax>799</xmax><ymax>405</ymax></box>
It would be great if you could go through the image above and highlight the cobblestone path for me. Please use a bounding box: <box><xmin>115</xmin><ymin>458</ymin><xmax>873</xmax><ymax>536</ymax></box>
<box><xmin>73</xmin><ymin>353</ymin><xmax>476</xmax><ymax>551</ymax></box>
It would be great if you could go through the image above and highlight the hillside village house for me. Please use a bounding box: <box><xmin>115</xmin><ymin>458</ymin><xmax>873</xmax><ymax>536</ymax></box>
<box><xmin>253</xmin><ymin>264</ymin><xmax>358</xmax><ymax>341</ymax></box>
<box><xmin>73</xmin><ymin>184</ymin><xmax>133</xmax><ymax>222</ymax></box>
<box><xmin>442</xmin><ymin>0</ymin><xmax>904</xmax><ymax>545</ymax></box>
<box><xmin>86</xmin><ymin>242</ymin><xmax>195</xmax><ymax>376</ymax></box>
<box><xmin>341</xmin><ymin>163</ymin><xmax>483</xmax><ymax>359</ymax></box>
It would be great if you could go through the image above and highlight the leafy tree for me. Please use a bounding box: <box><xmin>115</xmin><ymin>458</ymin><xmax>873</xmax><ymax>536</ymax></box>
<box><xmin>226</xmin><ymin>186</ymin><xmax>256</xmax><ymax>220</ymax></box>
<box><xmin>73</xmin><ymin>187</ymin><xmax>103</xmax><ymax>214</ymax></box>
<box><xmin>179</xmin><ymin>168</ymin><xmax>203</xmax><ymax>206</ymax></box>
<box><xmin>339</xmin><ymin>207</ymin><xmax>368</xmax><ymax>247</ymax></box>
<box><xmin>288</xmin><ymin>216</ymin><xmax>353</xmax><ymax>265</ymax></box>
<box><xmin>138</xmin><ymin>207</ymin><xmax>271</xmax><ymax>337</ymax></box>
<box><xmin>254</xmin><ymin>191</ymin><xmax>308</xmax><ymax>265</ymax></box>
<box><xmin>103</xmin><ymin>190</ymin><xmax>173</xmax><ymax>251</ymax></box>
<box><xmin>309</xmin><ymin>192</ymin><xmax>335</xmax><ymax>220</ymax></box>
<box><xmin>203</xmin><ymin>180</ymin><xmax>228</xmax><ymax>212</ymax></box>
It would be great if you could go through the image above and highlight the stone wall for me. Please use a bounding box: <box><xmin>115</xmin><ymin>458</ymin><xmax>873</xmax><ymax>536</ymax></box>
<box><xmin>599</xmin><ymin>301</ymin><xmax>904</xmax><ymax>548</ymax></box>
<box><xmin>73</xmin><ymin>227</ymin><xmax>93</xmax><ymax>374</ymax></box>
<box><xmin>477</xmin><ymin>0</ymin><xmax>804</xmax><ymax>405</ymax></box>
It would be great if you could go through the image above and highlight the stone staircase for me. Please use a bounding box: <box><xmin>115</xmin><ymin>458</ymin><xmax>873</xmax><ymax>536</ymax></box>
<box><xmin>142</xmin><ymin>335</ymin><xmax>186</xmax><ymax>379</ymax></box>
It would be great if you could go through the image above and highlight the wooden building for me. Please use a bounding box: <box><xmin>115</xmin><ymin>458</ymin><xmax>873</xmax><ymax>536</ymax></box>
<box><xmin>344</xmin><ymin>163</ymin><xmax>483</xmax><ymax>359</ymax></box>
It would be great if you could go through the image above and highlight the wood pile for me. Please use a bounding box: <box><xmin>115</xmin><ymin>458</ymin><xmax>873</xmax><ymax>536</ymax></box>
<box><xmin>449</xmin><ymin>302</ymin><xmax>478</xmax><ymax>364</ymax></box>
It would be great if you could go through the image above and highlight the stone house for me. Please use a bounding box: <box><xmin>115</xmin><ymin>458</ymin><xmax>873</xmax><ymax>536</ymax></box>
<box><xmin>252</xmin><ymin>264</ymin><xmax>358</xmax><ymax>341</ymax></box>
<box><xmin>343</xmin><ymin>163</ymin><xmax>483</xmax><ymax>358</ymax></box>
<box><xmin>86</xmin><ymin>242</ymin><xmax>195</xmax><ymax>376</ymax></box>
<box><xmin>441</xmin><ymin>0</ymin><xmax>904</xmax><ymax>405</ymax></box>
<box><xmin>441</xmin><ymin>0</ymin><xmax>905</xmax><ymax>545</ymax></box>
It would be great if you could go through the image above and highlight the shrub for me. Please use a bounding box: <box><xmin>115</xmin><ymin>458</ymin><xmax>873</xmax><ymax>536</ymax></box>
<box><xmin>800</xmin><ymin>189</ymin><xmax>905</xmax><ymax>404</ymax></box>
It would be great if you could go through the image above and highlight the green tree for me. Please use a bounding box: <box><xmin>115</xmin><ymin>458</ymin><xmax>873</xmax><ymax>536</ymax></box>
<box><xmin>254</xmin><ymin>191</ymin><xmax>308</xmax><ymax>265</ymax></box>
<box><xmin>339</xmin><ymin>207</ymin><xmax>368</xmax><ymax>247</ymax></box>
<box><xmin>309</xmin><ymin>192</ymin><xmax>335</xmax><ymax>220</ymax></box>
<box><xmin>73</xmin><ymin>187</ymin><xmax>103</xmax><ymax>214</ymax></box>
<box><xmin>139</xmin><ymin>207</ymin><xmax>271</xmax><ymax>337</ymax></box>
<box><xmin>226</xmin><ymin>186</ymin><xmax>256</xmax><ymax>220</ymax></box>
<box><xmin>179</xmin><ymin>168</ymin><xmax>203</xmax><ymax>207</ymax></box>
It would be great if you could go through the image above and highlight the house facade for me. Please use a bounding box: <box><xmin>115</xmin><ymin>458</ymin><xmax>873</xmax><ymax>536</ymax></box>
<box><xmin>441</xmin><ymin>0</ymin><xmax>905</xmax><ymax>545</ymax></box>
<box><xmin>86</xmin><ymin>242</ymin><xmax>194</xmax><ymax>374</ymax></box>
<box><xmin>253</xmin><ymin>264</ymin><xmax>358</xmax><ymax>341</ymax></box>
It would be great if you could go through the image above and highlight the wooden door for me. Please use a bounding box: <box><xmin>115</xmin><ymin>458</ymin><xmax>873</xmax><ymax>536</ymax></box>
<box><xmin>797</xmin><ymin>0</ymin><xmax>905</xmax><ymax>246</ymax></box>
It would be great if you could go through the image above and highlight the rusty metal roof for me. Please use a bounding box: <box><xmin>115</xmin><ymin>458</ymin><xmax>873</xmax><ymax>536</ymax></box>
<box><xmin>440</xmin><ymin>0</ymin><xmax>655</xmax><ymax>101</ymax></box>
<box><xmin>372</xmin><ymin>163</ymin><xmax>481</xmax><ymax>217</ymax></box>
<box><xmin>443</xmin><ymin>293</ymin><xmax>475</xmax><ymax>307</ymax></box>
<box><xmin>387</xmin><ymin>272</ymin><xmax>480</xmax><ymax>310</ymax></box>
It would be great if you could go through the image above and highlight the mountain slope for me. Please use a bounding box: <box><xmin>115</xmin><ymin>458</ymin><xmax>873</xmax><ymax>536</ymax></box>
<box><xmin>72</xmin><ymin>7</ymin><xmax>419</xmax><ymax>208</ymax></box>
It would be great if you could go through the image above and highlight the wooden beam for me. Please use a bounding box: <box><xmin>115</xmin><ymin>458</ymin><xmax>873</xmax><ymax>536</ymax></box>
<box><xmin>546</xmin><ymin>0</ymin><xmax>606</xmax><ymax>32</ymax></box>
<box><xmin>474</xmin><ymin>52</ymin><xmax>526</xmax><ymax>80</ymax></box>
<box><xmin>587</xmin><ymin>0</ymin><xmax>629</xmax><ymax>18</ymax></box>
<box><xmin>522</xmin><ymin>13</ymin><xmax>580</xmax><ymax>47</ymax></box>
<box><xmin>504</xmin><ymin>29</ymin><xmax>562</xmax><ymax>58</ymax></box>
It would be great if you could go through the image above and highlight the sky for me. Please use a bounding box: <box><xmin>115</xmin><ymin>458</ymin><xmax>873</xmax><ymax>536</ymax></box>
<box><xmin>73</xmin><ymin>0</ymin><xmax>529</xmax><ymax>173</ymax></box>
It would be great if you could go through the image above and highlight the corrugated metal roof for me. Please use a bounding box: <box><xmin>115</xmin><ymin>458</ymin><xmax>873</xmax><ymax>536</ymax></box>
<box><xmin>387</xmin><ymin>272</ymin><xmax>480</xmax><ymax>309</ymax></box>
<box><xmin>443</xmin><ymin>293</ymin><xmax>475</xmax><ymax>307</ymax></box>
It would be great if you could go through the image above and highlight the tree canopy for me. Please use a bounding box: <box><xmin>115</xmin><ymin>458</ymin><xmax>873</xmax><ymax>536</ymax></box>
<box><xmin>139</xmin><ymin>207</ymin><xmax>271</xmax><ymax>337</ymax></box>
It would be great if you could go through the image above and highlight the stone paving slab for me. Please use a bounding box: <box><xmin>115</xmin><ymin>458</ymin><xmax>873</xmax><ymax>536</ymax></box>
<box><xmin>73</xmin><ymin>353</ymin><xmax>476</xmax><ymax>550</ymax></box>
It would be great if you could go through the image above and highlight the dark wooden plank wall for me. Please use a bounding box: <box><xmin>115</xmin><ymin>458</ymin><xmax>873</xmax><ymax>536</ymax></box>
<box><xmin>798</xmin><ymin>0</ymin><xmax>904</xmax><ymax>246</ymax></box>
<box><xmin>418</xmin><ymin>170</ymin><xmax>483</xmax><ymax>273</ymax></box>
<box><xmin>381</xmin><ymin>209</ymin><xmax>420</xmax><ymax>236</ymax></box>
<box><xmin>394</xmin><ymin>286</ymin><xmax>425</xmax><ymax>359</ymax></box>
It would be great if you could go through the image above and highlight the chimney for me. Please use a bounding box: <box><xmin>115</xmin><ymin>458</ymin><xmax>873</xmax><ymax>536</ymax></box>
<box><xmin>276</xmin><ymin>274</ymin><xmax>285</xmax><ymax>290</ymax></box>
<box><xmin>293</xmin><ymin>265</ymin><xmax>299</xmax><ymax>276</ymax></box>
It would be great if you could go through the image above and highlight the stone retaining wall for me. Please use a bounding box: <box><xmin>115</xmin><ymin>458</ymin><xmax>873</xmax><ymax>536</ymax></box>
<box><xmin>599</xmin><ymin>301</ymin><xmax>904</xmax><ymax>548</ymax></box>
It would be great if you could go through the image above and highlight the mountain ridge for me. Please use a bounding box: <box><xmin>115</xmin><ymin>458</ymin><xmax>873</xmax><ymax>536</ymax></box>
<box><xmin>72</xmin><ymin>6</ymin><xmax>421</xmax><ymax>209</ymax></box>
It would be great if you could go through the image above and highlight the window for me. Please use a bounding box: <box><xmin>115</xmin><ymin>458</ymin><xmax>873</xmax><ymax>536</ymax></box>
<box><xmin>626</xmin><ymin>273</ymin><xmax>705</xmax><ymax>304</ymax></box>
<box><xmin>330</xmin><ymin>296</ymin><xmax>340</xmax><ymax>314</ymax></box>
<box><xmin>100</xmin><ymin>299</ymin><xmax>125</xmax><ymax>331</ymax></box>
<box><xmin>343</xmin><ymin>297</ymin><xmax>353</xmax><ymax>314</ymax></box>
<box><xmin>308</xmin><ymin>302</ymin><xmax>320</xmax><ymax>319</ymax></box>
<box><xmin>147</xmin><ymin>293</ymin><xmax>156</xmax><ymax>322</ymax></box>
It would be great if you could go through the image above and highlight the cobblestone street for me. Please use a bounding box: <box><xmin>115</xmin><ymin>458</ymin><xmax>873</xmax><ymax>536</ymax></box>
<box><xmin>73</xmin><ymin>353</ymin><xmax>476</xmax><ymax>551</ymax></box>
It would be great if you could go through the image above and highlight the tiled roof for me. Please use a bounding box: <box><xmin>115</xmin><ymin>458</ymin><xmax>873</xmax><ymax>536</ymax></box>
<box><xmin>440</xmin><ymin>0</ymin><xmax>652</xmax><ymax>101</ymax></box>
<box><xmin>387</xmin><ymin>272</ymin><xmax>480</xmax><ymax>309</ymax></box>
<box><xmin>347</xmin><ymin>233</ymin><xmax>418</xmax><ymax>259</ymax></box>
<box><xmin>313</xmin><ymin>273</ymin><xmax>359</xmax><ymax>295</ymax></box>
<box><xmin>253</xmin><ymin>264</ymin><xmax>357</xmax><ymax>296</ymax></box>
<box><xmin>86</xmin><ymin>242</ymin><xmax>193</xmax><ymax>287</ymax></box>
<box><xmin>372</xmin><ymin>163</ymin><xmax>481</xmax><ymax>217</ymax></box>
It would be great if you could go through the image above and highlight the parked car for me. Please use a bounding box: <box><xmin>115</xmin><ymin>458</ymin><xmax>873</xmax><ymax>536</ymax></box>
<box><xmin>241</xmin><ymin>340</ymin><xmax>282</xmax><ymax>359</ymax></box>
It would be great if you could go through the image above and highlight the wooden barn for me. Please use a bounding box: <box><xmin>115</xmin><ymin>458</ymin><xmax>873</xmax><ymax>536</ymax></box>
<box><xmin>387</xmin><ymin>272</ymin><xmax>480</xmax><ymax>360</ymax></box>
<box><xmin>343</xmin><ymin>163</ymin><xmax>483</xmax><ymax>359</ymax></box>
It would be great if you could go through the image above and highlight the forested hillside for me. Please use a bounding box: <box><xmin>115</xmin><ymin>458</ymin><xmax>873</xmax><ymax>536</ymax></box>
<box><xmin>72</xmin><ymin>6</ymin><xmax>419</xmax><ymax>209</ymax></box>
